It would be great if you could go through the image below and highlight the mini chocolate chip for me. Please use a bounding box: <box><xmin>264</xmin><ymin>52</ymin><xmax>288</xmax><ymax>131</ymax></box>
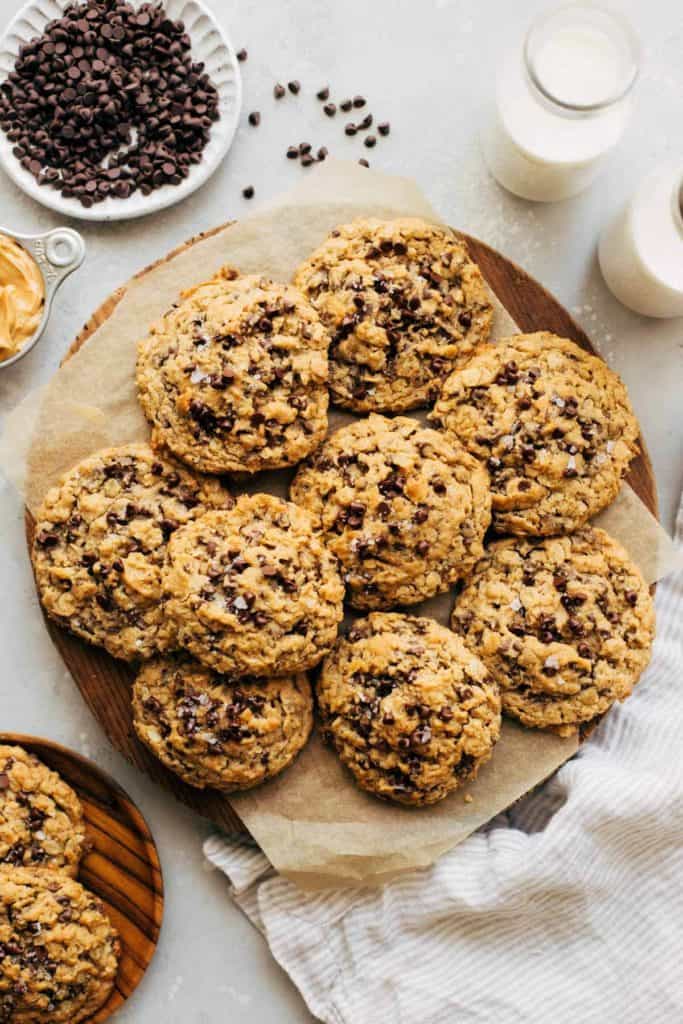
<box><xmin>248</xmin><ymin>111</ymin><xmax>261</xmax><ymax>126</ymax></box>
<box><xmin>458</xmin><ymin>312</ymin><xmax>472</xmax><ymax>329</ymax></box>
<box><xmin>317</xmin><ymin>146</ymin><xmax>328</xmax><ymax>161</ymax></box>
<box><xmin>316</xmin><ymin>86</ymin><xmax>330</xmax><ymax>101</ymax></box>
<box><xmin>286</xmin><ymin>145</ymin><xmax>299</xmax><ymax>159</ymax></box>
<box><xmin>301</xmin><ymin>153</ymin><xmax>314</xmax><ymax>167</ymax></box>
<box><xmin>378</xmin><ymin>122</ymin><xmax>391</xmax><ymax>136</ymax></box>
<box><xmin>288</xmin><ymin>80</ymin><xmax>301</xmax><ymax>94</ymax></box>
<box><xmin>577</xmin><ymin>642</ymin><xmax>592</xmax><ymax>658</ymax></box>
<box><xmin>274</xmin><ymin>83</ymin><xmax>286</xmax><ymax>98</ymax></box>
<box><xmin>345</xmin><ymin>123</ymin><xmax>357</xmax><ymax>136</ymax></box>
<box><xmin>625</xmin><ymin>590</ymin><xmax>638</xmax><ymax>606</ymax></box>
<box><xmin>364</xmin><ymin>135</ymin><xmax>376</xmax><ymax>148</ymax></box>
<box><xmin>340</xmin><ymin>98</ymin><xmax>352</xmax><ymax>112</ymax></box>
<box><xmin>353</xmin><ymin>95</ymin><xmax>366</xmax><ymax>108</ymax></box>
<box><xmin>242</xmin><ymin>186</ymin><xmax>255</xmax><ymax>199</ymax></box>
<box><xmin>0</xmin><ymin>774</ymin><xmax>9</xmax><ymax>790</ymax></box>
<box><xmin>359</xmin><ymin>158</ymin><xmax>369</xmax><ymax>167</ymax></box>
<box><xmin>323</xmin><ymin>102</ymin><xmax>337</xmax><ymax>117</ymax></box>
<box><xmin>237</xmin><ymin>48</ymin><xmax>248</xmax><ymax>62</ymax></box>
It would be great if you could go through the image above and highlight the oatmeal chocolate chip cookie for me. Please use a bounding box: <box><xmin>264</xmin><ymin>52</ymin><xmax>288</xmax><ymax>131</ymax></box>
<box><xmin>161</xmin><ymin>494</ymin><xmax>345</xmax><ymax>677</ymax></box>
<box><xmin>0</xmin><ymin>746</ymin><xmax>86</xmax><ymax>878</ymax></box>
<box><xmin>32</xmin><ymin>443</ymin><xmax>232</xmax><ymax>662</ymax></box>
<box><xmin>318</xmin><ymin>613</ymin><xmax>501</xmax><ymax>806</ymax></box>
<box><xmin>290</xmin><ymin>415</ymin><xmax>491</xmax><ymax>609</ymax></box>
<box><xmin>430</xmin><ymin>332</ymin><xmax>640</xmax><ymax>536</ymax></box>
<box><xmin>132</xmin><ymin>655</ymin><xmax>313</xmax><ymax>791</ymax></box>
<box><xmin>136</xmin><ymin>267</ymin><xmax>330</xmax><ymax>475</ymax></box>
<box><xmin>293</xmin><ymin>217</ymin><xmax>493</xmax><ymax>412</ymax></box>
<box><xmin>0</xmin><ymin>867</ymin><xmax>119</xmax><ymax>1024</ymax></box>
<box><xmin>451</xmin><ymin>527</ymin><xmax>654</xmax><ymax>735</ymax></box>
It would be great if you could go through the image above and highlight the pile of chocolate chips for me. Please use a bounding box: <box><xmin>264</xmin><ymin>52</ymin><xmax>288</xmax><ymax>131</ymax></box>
<box><xmin>0</xmin><ymin>0</ymin><xmax>220</xmax><ymax>207</ymax></box>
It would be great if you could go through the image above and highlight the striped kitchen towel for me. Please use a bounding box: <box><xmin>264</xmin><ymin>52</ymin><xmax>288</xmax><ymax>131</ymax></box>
<box><xmin>205</xmin><ymin>496</ymin><xmax>683</xmax><ymax>1024</ymax></box>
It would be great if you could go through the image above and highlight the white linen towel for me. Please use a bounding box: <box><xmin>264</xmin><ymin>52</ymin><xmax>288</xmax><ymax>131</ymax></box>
<box><xmin>205</xmin><ymin>496</ymin><xmax>683</xmax><ymax>1024</ymax></box>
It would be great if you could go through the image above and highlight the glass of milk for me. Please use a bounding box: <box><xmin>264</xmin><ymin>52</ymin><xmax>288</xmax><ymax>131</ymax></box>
<box><xmin>599</xmin><ymin>164</ymin><xmax>683</xmax><ymax>317</ymax></box>
<box><xmin>481</xmin><ymin>3</ymin><xmax>640</xmax><ymax>202</ymax></box>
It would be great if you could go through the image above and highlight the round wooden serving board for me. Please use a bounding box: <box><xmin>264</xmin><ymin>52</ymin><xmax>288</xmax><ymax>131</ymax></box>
<box><xmin>25</xmin><ymin>224</ymin><xmax>657</xmax><ymax>838</ymax></box>
<box><xmin>0</xmin><ymin>733</ymin><xmax>163</xmax><ymax>1023</ymax></box>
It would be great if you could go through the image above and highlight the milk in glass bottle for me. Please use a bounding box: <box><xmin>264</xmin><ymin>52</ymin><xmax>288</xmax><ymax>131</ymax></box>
<box><xmin>481</xmin><ymin>4</ymin><xmax>640</xmax><ymax>202</ymax></box>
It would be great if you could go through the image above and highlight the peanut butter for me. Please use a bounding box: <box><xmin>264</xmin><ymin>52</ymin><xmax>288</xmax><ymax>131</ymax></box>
<box><xmin>0</xmin><ymin>234</ymin><xmax>45</xmax><ymax>362</ymax></box>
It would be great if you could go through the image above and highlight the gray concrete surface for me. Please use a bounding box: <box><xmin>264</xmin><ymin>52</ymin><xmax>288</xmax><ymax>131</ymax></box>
<box><xmin>0</xmin><ymin>1</ymin><xmax>681</xmax><ymax>1020</ymax></box>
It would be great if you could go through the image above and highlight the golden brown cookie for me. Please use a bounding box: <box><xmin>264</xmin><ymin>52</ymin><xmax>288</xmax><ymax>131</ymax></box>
<box><xmin>0</xmin><ymin>745</ymin><xmax>86</xmax><ymax>877</ymax></box>
<box><xmin>32</xmin><ymin>443</ymin><xmax>232</xmax><ymax>662</ymax></box>
<box><xmin>136</xmin><ymin>267</ymin><xmax>330</xmax><ymax>474</ymax></box>
<box><xmin>0</xmin><ymin>868</ymin><xmax>119</xmax><ymax>1024</ymax></box>
<box><xmin>430</xmin><ymin>332</ymin><xmax>640</xmax><ymax>535</ymax></box>
<box><xmin>293</xmin><ymin>218</ymin><xmax>493</xmax><ymax>412</ymax></box>
<box><xmin>318</xmin><ymin>613</ymin><xmax>501</xmax><ymax>806</ymax></box>
<box><xmin>132</xmin><ymin>655</ymin><xmax>313</xmax><ymax>791</ymax></box>
<box><xmin>290</xmin><ymin>414</ymin><xmax>491</xmax><ymax>609</ymax></box>
<box><xmin>451</xmin><ymin>527</ymin><xmax>654</xmax><ymax>735</ymax></box>
<box><xmin>161</xmin><ymin>494</ymin><xmax>345</xmax><ymax>677</ymax></box>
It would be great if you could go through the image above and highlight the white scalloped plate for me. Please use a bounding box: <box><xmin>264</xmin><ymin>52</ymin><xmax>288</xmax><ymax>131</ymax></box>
<box><xmin>0</xmin><ymin>0</ymin><xmax>242</xmax><ymax>221</ymax></box>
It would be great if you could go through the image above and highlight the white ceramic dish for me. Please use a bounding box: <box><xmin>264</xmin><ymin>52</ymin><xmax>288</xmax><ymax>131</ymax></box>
<box><xmin>0</xmin><ymin>0</ymin><xmax>242</xmax><ymax>221</ymax></box>
<box><xmin>0</xmin><ymin>225</ymin><xmax>85</xmax><ymax>369</ymax></box>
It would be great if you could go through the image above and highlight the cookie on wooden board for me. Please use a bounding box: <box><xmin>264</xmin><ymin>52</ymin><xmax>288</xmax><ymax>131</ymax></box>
<box><xmin>132</xmin><ymin>655</ymin><xmax>313</xmax><ymax>791</ymax></box>
<box><xmin>430</xmin><ymin>332</ymin><xmax>640</xmax><ymax>536</ymax></box>
<box><xmin>294</xmin><ymin>217</ymin><xmax>493</xmax><ymax>412</ymax></box>
<box><xmin>451</xmin><ymin>527</ymin><xmax>655</xmax><ymax>734</ymax></box>
<box><xmin>161</xmin><ymin>494</ymin><xmax>345</xmax><ymax>678</ymax></box>
<box><xmin>290</xmin><ymin>414</ymin><xmax>491</xmax><ymax>609</ymax></box>
<box><xmin>137</xmin><ymin>268</ymin><xmax>330</xmax><ymax>474</ymax></box>
<box><xmin>0</xmin><ymin>867</ymin><xmax>119</xmax><ymax>1024</ymax></box>
<box><xmin>0</xmin><ymin>744</ymin><xmax>86</xmax><ymax>877</ymax></box>
<box><xmin>32</xmin><ymin>443</ymin><xmax>232</xmax><ymax>662</ymax></box>
<box><xmin>318</xmin><ymin>613</ymin><xmax>501</xmax><ymax>806</ymax></box>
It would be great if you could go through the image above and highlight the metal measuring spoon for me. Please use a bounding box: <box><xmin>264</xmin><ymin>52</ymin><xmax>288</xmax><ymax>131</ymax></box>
<box><xmin>0</xmin><ymin>226</ymin><xmax>85</xmax><ymax>370</ymax></box>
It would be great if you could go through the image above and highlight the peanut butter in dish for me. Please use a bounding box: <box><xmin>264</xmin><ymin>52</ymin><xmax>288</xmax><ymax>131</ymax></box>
<box><xmin>0</xmin><ymin>234</ymin><xmax>45</xmax><ymax>362</ymax></box>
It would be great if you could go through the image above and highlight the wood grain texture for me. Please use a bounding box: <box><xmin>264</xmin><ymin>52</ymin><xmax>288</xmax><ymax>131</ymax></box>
<box><xmin>24</xmin><ymin>223</ymin><xmax>658</xmax><ymax>839</ymax></box>
<box><xmin>0</xmin><ymin>733</ymin><xmax>163</xmax><ymax>1024</ymax></box>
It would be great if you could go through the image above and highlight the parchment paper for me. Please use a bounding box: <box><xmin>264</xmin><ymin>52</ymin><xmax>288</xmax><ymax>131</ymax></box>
<box><xmin>2</xmin><ymin>160</ymin><xmax>678</xmax><ymax>888</ymax></box>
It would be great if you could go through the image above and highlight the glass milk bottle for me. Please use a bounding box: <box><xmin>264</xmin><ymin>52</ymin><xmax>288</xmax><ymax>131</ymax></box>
<box><xmin>599</xmin><ymin>164</ymin><xmax>683</xmax><ymax>318</ymax></box>
<box><xmin>481</xmin><ymin>4</ymin><xmax>640</xmax><ymax>202</ymax></box>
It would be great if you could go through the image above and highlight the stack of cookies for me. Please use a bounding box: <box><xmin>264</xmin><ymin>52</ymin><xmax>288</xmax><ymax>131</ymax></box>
<box><xmin>31</xmin><ymin>216</ymin><xmax>654</xmax><ymax>810</ymax></box>
<box><xmin>0</xmin><ymin>744</ymin><xmax>119</xmax><ymax>1022</ymax></box>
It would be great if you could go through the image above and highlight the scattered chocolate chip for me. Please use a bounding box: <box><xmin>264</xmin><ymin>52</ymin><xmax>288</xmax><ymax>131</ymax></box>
<box><xmin>242</xmin><ymin>185</ymin><xmax>254</xmax><ymax>199</ymax></box>
<box><xmin>358</xmin><ymin>113</ymin><xmax>373</xmax><ymax>130</ymax></box>
<box><xmin>340</xmin><ymin>98</ymin><xmax>353</xmax><ymax>112</ymax></box>
<box><xmin>359</xmin><ymin>158</ymin><xmax>369</xmax><ymax>167</ymax></box>
<box><xmin>364</xmin><ymin>135</ymin><xmax>377</xmax><ymax>148</ymax></box>
<box><xmin>323</xmin><ymin>102</ymin><xmax>337</xmax><ymax>117</ymax></box>
<box><xmin>274</xmin><ymin>83</ymin><xmax>286</xmax><ymax>99</ymax></box>
<box><xmin>317</xmin><ymin>146</ymin><xmax>328</xmax><ymax>161</ymax></box>
<box><xmin>248</xmin><ymin>111</ymin><xmax>261</xmax><ymax>127</ymax></box>
<box><xmin>378</xmin><ymin>121</ymin><xmax>391</xmax><ymax>136</ymax></box>
<box><xmin>286</xmin><ymin>145</ymin><xmax>299</xmax><ymax>159</ymax></box>
<box><xmin>301</xmin><ymin>153</ymin><xmax>314</xmax><ymax>167</ymax></box>
<box><xmin>353</xmin><ymin>95</ymin><xmax>366</xmax><ymax>108</ymax></box>
<box><xmin>299</xmin><ymin>142</ymin><xmax>312</xmax><ymax>155</ymax></box>
<box><xmin>236</xmin><ymin>48</ymin><xmax>248</xmax><ymax>62</ymax></box>
<box><xmin>288</xmin><ymin>80</ymin><xmax>301</xmax><ymax>94</ymax></box>
<box><xmin>345</xmin><ymin>123</ymin><xmax>357</xmax><ymax>136</ymax></box>
<box><xmin>316</xmin><ymin>86</ymin><xmax>330</xmax><ymax>101</ymax></box>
